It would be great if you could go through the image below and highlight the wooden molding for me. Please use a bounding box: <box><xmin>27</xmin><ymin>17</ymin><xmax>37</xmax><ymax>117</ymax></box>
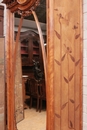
<box><xmin>17</xmin><ymin>0</ymin><xmax>28</xmax><ymax>4</ymax></box>
<box><xmin>2</xmin><ymin>0</ymin><xmax>40</xmax><ymax>13</ymax></box>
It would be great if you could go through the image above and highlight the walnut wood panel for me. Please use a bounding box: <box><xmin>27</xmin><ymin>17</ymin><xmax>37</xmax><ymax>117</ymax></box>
<box><xmin>47</xmin><ymin>0</ymin><xmax>83</xmax><ymax>130</ymax></box>
<box><xmin>28</xmin><ymin>38</ymin><xmax>33</xmax><ymax>65</ymax></box>
<box><xmin>0</xmin><ymin>38</ymin><xmax>5</xmax><ymax>130</ymax></box>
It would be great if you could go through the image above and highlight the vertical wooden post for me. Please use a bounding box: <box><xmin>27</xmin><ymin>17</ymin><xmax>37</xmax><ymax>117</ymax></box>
<box><xmin>47</xmin><ymin>0</ymin><xmax>83</xmax><ymax>130</ymax></box>
<box><xmin>6</xmin><ymin>9</ymin><xmax>17</xmax><ymax>130</ymax></box>
<box><xmin>46</xmin><ymin>0</ymin><xmax>54</xmax><ymax>130</ymax></box>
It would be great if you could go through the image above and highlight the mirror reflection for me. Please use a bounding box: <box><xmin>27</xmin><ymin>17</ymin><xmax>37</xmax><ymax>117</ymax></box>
<box><xmin>14</xmin><ymin>1</ymin><xmax>47</xmax><ymax>129</ymax></box>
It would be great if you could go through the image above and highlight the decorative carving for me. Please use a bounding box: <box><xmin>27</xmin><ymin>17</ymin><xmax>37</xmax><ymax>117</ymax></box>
<box><xmin>2</xmin><ymin>0</ymin><xmax>40</xmax><ymax>16</ymax></box>
<box><xmin>17</xmin><ymin>0</ymin><xmax>28</xmax><ymax>5</ymax></box>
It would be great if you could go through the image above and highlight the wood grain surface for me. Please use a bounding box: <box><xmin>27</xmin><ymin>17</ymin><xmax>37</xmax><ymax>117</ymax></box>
<box><xmin>47</xmin><ymin>0</ymin><xmax>83</xmax><ymax>130</ymax></box>
<box><xmin>4</xmin><ymin>0</ymin><xmax>83</xmax><ymax>129</ymax></box>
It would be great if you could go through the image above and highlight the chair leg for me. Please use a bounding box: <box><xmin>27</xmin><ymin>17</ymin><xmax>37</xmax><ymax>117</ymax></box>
<box><xmin>29</xmin><ymin>97</ymin><xmax>32</xmax><ymax>109</ymax></box>
<box><xmin>39</xmin><ymin>99</ymin><xmax>42</xmax><ymax>112</ymax></box>
<box><xmin>36</xmin><ymin>98</ymin><xmax>39</xmax><ymax>112</ymax></box>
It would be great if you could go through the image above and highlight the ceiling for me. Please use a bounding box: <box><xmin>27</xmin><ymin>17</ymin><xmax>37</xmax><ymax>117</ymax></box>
<box><xmin>15</xmin><ymin>0</ymin><xmax>46</xmax><ymax>24</ymax></box>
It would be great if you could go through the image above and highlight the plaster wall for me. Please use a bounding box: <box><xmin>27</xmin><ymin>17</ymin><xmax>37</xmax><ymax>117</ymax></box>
<box><xmin>0</xmin><ymin>2</ymin><xmax>6</xmax><ymax>36</ymax></box>
<box><xmin>83</xmin><ymin>0</ymin><xmax>87</xmax><ymax>129</ymax></box>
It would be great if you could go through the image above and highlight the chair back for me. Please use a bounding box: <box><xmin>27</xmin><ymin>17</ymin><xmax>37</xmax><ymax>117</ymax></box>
<box><xmin>39</xmin><ymin>79</ymin><xmax>46</xmax><ymax>99</ymax></box>
<box><xmin>29</xmin><ymin>78</ymin><xmax>39</xmax><ymax>97</ymax></box>
<box><xmin>25</xmin><ymin>79</ymin><xmax>31</xmax><ymax>95</ymax></box>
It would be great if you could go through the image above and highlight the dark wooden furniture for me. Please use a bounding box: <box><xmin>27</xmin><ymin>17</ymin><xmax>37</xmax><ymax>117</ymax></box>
<box><xmin>20</xmin><ymin>33</ymin><xmax>40</xmax><ymax>67</ymax></box>
<box><xmin>25</xmin><ymin>78</ymin><xmax>31</xmax><ymax>96</ymax></box>
<box><xmin>25</xmin><ymin>78</ymin><xmax>46</xmax><ymax>112</ymax></box>
<box><xmin>15</xmin><ymin>30</ymin><xmax>45</xmax><ymax>77</ymax></box>
<box><xmin>39</xmin><ymin>79</ymin><xmax>46</xmax><ymax>112</ymax></box>
<box><xmin>29</xmin><ymin>78</ymin><xmax>40</xmax><ymax>112</ymax></box>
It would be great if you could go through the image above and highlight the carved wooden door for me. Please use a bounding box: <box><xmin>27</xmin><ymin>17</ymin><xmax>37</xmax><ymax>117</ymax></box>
<box><xmin>47</xmin><ymin>0</ymin><xmax>83</xmax><ymax>130</ymax></box>
<box><xmin>15</xmin><ymin>42</ymin><xmax>24</xmax><ymax>123</ymax></box>
<box><xmin>0</xmin><ymin>37</ymin><xmax>5</xmax><ymax>130</ymax></box>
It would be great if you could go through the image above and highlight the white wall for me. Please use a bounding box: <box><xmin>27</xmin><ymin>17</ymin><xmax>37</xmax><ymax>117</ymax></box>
<box><xmin>0</xmin><ymin>2</ymin><xmax>6</xmax><ymax>36</ymax></box>
<box><xmin>15</xmin><ymin>18</ymin><xmax>46</xmax><ymax>35</ymax></box>
<box><xmin>83</xmin><ymin>0</ymin><xmax>87</xmax><ymax>130</ymax></box>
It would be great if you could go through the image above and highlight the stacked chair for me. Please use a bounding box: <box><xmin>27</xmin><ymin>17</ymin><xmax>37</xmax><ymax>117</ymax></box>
<box><xmin>39</xmin><ymin>79</ymin><xmax>46</xmax><ymax>112</ymax></box>
<box><xmin>25</xmin><ymin>78</ymin><xmax>46</xmax><ymax>112</ymax></box>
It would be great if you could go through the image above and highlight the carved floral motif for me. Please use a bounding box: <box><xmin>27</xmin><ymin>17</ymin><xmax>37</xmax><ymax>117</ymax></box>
<box><xmin>54</xmin><ymin>9</ymin><xmax>81</xmax><ymax>129</ymax></box>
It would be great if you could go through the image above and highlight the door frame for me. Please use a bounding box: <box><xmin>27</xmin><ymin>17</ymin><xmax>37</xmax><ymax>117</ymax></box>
<box><xmin>6</xmin><ymin>6</ymin><xmax>54</xmax><ymax>129</ymax></box>
<box><xmin>5</xmin><ymin>0</ymin><xmax>83</xmax><ymax>130</ymax></box>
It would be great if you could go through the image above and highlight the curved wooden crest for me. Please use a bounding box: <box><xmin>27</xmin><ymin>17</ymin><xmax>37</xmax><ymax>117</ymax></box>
<box><xmin>2</xmin><ymin>0</ymin><xmax>40</xmax><ymax>13</ymax></box>
<box><xmin>17</xmin><ymin>0</ymin><xmax>28</xmax><ymax>4</ymax></box>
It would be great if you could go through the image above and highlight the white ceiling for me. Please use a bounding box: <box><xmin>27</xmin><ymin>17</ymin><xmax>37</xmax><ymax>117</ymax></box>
<box><xmin>15</xmin><ymin>18</ymin><xmax>46</xmax><ymax>35</ymax></box>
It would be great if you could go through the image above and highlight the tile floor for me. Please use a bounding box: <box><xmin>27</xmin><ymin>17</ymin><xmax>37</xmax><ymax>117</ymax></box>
<box><xmin>17</xmin><ymin>100</ymin><xmax>46</xmax><ymax>130</ymax></box>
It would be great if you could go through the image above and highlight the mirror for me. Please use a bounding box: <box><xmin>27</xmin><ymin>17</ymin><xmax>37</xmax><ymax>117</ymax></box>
<box><xmin>1</xmin><ymin>0</ymin><xmax>83</xmax><ymax>129</ymax></box>
<box><xmin>14</xmin><ymin>1</ymin><xmax>47</xmax><ymax>129</ymax></box>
